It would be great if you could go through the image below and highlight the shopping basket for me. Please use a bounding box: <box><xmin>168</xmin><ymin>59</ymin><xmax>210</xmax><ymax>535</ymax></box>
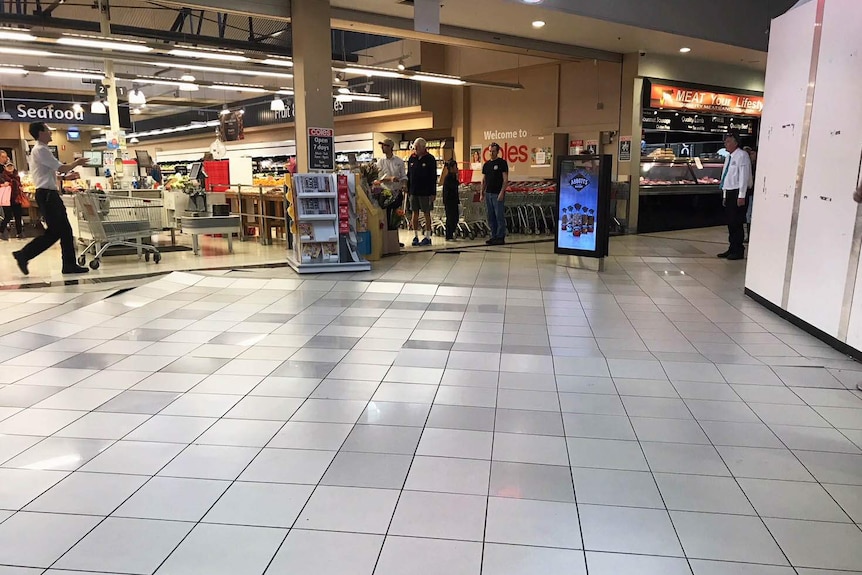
<box><xmin>75</xmin><ymin>192</ymin><xmax>162</xmax><ymax>269</ymax></box>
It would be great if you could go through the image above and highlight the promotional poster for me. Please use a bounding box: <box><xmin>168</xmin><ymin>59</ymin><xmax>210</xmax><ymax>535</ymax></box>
<box><xmin>554</xmin><ymin>155</ymin><xmax>611</xmax><ymax>258</ymax></box>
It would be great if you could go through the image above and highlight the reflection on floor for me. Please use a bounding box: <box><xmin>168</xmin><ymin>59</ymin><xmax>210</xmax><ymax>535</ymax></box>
<box><xmin>0</xmin><ymin>227</ymin><xmax>861</xmax><ymax>575</ymax></box>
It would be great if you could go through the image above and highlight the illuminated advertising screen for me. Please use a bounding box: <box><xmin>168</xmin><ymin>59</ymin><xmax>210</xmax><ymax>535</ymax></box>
<box><xmin>554</xmin><ymin>155</ymin><xmax>611</xmax><ymax>258</ymax></box>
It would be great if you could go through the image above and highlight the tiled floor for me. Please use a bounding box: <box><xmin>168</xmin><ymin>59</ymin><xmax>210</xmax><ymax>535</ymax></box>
<box><xmin>0</xmin><ymin>231</ymin><xmax>861</xmax><ymax>574</ymax></box>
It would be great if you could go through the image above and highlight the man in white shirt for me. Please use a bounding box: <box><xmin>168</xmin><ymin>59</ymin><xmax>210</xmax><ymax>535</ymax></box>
<box><xmin>13</xmin><ymin>122</ymin><xmax>90</xmax><ymax>275</ymax></box>
<box><xmin>376</xmin><ymin>138</ymin><xmax>407</xmax><ymax>247</ymax></box>
<box><xmin>718</xmin><ymin>133</ymin><xmax>752</xmax><ymax>260</ymax></box>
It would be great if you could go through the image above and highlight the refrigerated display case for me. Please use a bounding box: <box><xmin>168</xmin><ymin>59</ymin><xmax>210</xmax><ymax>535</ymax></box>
<box><xmin>639</xmin><ymin>160</ymin><xmax>723</xmax><ymax>194</ymax></box>
<box><xmin>637</xmin><ymin>159</ymin><xmax>726</xmax><ymax>233</ymax></box>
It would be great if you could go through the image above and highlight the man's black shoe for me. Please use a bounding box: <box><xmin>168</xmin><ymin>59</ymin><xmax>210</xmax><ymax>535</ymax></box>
<box><xmin>62</xmin><ymin>266</ymin><xmax>90</xmax><ymax>274</ymax></box>
<box><xmin>485</xmin><ymin>238</ymin><xmax>496</xmax><ymax>245</ymax></box>
<box><xmin>717</xmin><ymin>251</ymin><xmax>731</xmax><ymax>258</ymax></box>
<box><xmin>726</xmin><ymin>253</ymin><xmax>745</xmax><ymax>261</ymax></box>
<box><xmin>12</xmin><ymin>251</ymin><xmax>28</xmax><ymax>275</ymax></box>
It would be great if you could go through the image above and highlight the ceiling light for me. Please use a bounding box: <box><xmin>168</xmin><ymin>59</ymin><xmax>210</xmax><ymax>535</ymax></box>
<box><xmin>261</xmin><ymin>58</ymin><xmax>294</xmax><ymax>67</ymax></box>
<box><xmin>0</xmin><ymin>66</ymin><xmax>28</xmax><ymax>75</ymax></box>
<box><xmin>0</xmin><ymin>111</ymin><xmax>12</xmax><ymax>121</ymax></box>
<box><xmin>137</xmin><ymin>78</ymin><xmax>198</xmax><ymax>91</ymax></box>
<box><xmin>411</xmin><ymin>74</ymin><xmax>465</xmax><ymax>85</ymax></box>
<box><xmin>220</xmin><ymin>104</ymin><xmax>231</xmax><ymax>116</ymax></box>
<box><xmin>521</xmin><ymin>0</ymin><xmax>544</xmax><ymax>4</ymax></box>
<box><xmin>397</xmin><ymin>58</ymin><xmax>406</xmax><ymax>71</ymax></box>
<box><xmin>128</xmin><ymin>88</ymin><xmax>147</xmax><ymax>105</ymax></box>
<box><xmin>129</xmin><ymin>136</ymin><xmax>140</xmax><ymax>144</ymax></box>
<box><xmin>168</xmin><ymin>48</ymin><xmax>248</xmax><ymax>62</ymax></box>
<box><xmin>343</xmin><ymin>67</ymin><xmax>403</xmax><ymax>79</ymax></box>
<box><xmin>131</xmin><ymin>107</ymin><xmax>142</xmax><ymax>115</ymax></box>
<box><xmin>532</xmin><ymin>20</ymin><xmax>546</xmax><ymax>28</ymax></box>
<box><xmin>679</xmin><ymin>47</ymin><xmax>692</xmax><ymax>53</ymax></box>
<box><xmin>0</xmin><ymin>47</ymin><xmax>56</xmax><ymax>57</ymax></box>
<box><xmin>90</xmin><ymin>99</ymin><xmax>106</xmax><ymax>114</ymax></box>
<box><xmin>45</xmin><ymin>70</ymin><xmax>104</xmax><ymax>81</ymax></box>
<box><xmin>208</xmin><ymin>84</ymin><xmax>267</xmax><ymax>93</ymax></box>
<box><xmin>276</xmin><ymin>89</ymin><xmax>294</xmax><ymax>95</ymax></box>
<box><xmin>180</xmin><ymin>73</ymin><xmax>195</xmax><ymax>82</ymax></box>
<box><xmin>337</xmin><ymin>87</ymin><xmax>351</xmax><ymax>94</ymax></box>
<box><xmin>57</xmin><ymin>36</ymin><xmax>152</xmax><ymax>53</ymax></box>
<box><xmin>335</xmin><ymin>93</ymin><xmax>386</xmax><ymax>103</ymax></box>
<box><xmin>72</xmin><ymin>102</ymin><xmax>83</xmax><ymax>113</ymax></box>
<box><xmin>0</xmin><ymin>30</ymin><xmax>36</xmax><ymax>42</ymax></box>
<box><xmin>270</xmin><ymin>97</ymin><xmax>285</xmax><ymax>111</ymax></box>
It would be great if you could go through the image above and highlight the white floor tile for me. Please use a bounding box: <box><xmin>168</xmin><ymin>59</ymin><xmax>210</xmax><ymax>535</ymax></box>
<box><xmin>203</xmin><ymin>481</ymin><xmax>313</xmax><ymax>528</ymax></box>
<box><xmin>484</xmin><ymin>544</ymin><xmax>587</xmax><ymax>575</ymax></box>
<box><xmin>157</xmin><ymin>444</ymin><xmax>258</xmax><ymax>480</ymax></box>
<box><xmin>114</xmin><ymin>476</ymin><xmax>229</xmax><ymax>521</ymax></box>
<box><xmin>389</xmin><ymin>490</ymin><xmax>487</xmax><ymax>541</ymax></box>
<box><xmin>55</xmin><ymin>517</ymin><xmax>194</xmax><ymax>575</ymax></box>
<box><xmin>154</xmin><ymin>523</ymin><xmax>285</xmax><ymax>575</ymax></box>
<box><xmin>587</xmin><ymin>552</ymin><xmax>692</xmax><ymax>575</ymax></box>
<box><xmin>485</xmin><ymin>496</ymin><xmax>582</xmax><ymax>549</ymax></box>
<box><xmin>579</xmin><ymin>504</ymin><xmax>682</xmax><ymax>556</ymax></box>
<box><xmin>294</xmin><ymin>485</ymin><xmax>399</xmax><ymax>534</ymax></box>
<box><xmin>0</xmin><ymin>512</ymin><xmax>100</xmax><ymax>569</ymax></box>
<box><xmin>671</xmin><ymin>511</ymin><xmax>789</xmax><ymax>565</ymax></box>
<box><xmin>374</xmin><ymin>536</ymin><xmax>482</xmax><ymax>575</ymax></box>
<box><xmin>239</xmin><ymin>448</ymin><xmax>336</xmax><ymax>484</ymax></box>
<box><xmin>266</xmin><ymin>530</ymin><xmax>383</xmax><ymax>575</ymax></box>
<box><xmin>80</xmin><ymin>440</ymin><xmax>185</xmax><ymax>475</ymax></box>
<box><xmin>0</xmin><ymin>468</ymin><xmax>68</xmax><ymax>509</ymax></box>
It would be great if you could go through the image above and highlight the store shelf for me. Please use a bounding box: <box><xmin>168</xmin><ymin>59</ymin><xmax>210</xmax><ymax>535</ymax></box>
<box><xmin>299</xmin><ymin>214</ymin><xmax>337</xmax><ymax>221</ymax></box>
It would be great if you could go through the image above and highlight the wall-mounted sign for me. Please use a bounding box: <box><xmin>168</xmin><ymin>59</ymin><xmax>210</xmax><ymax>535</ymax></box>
<box><xmin>618</xmin><ymin>136</ymin><xmax>632</xmax><ymax>162</ymax></box>
<box><xmin>308</xmin><ymin>127</ymin><xmax>334</xmax><ymax>171</ymax></box>
<box><xmin>642</xmin><ymin>110</ymin><xmax>756</xmax><ymax>135</ymax></box>
<box><xmin>569</xmin><ymin>140</ymin><xmax>584</xmax><ymax>155</ymax></box>
<box><xmin>219</xmin><ymin>111</ymin><xmax>244</xmax><ymax>142</ymax></box>
<box><xmin>648</xmin><ymin>82</ymin><xmax>763</xmax><ymax>117</ymax></box>
<box><xmin>585</xmin><ymin>140</ymin><xmax>599</xmax><ymax>155</ymax></box>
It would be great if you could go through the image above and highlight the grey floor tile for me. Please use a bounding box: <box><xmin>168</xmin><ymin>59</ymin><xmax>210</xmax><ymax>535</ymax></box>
<box><xmin>266</xmin><ymin>530</ymin><xmax>382</xmax><ymax>575</ymax></box>
<box><xmin>572</xmin><ymin>468</ymin><xmax>665</xmax><ymax>509</ymax></box>
<box><xmin>738</xmin><ymin>478</ymin><xmax>851</xmax><ymax>522</ymax></box>
<box><xmin>375</xmin><ymin>536</ymin><xmax>482</xmax><ymax>575</ymax></box>
<box><xmin>655</xmin><ymin>473</ymin><xmax>755</xmax><ymax>515</ymax></box>
<box><xmin>764</xmin><ymin>519</ymin><xmax>862</xmax><ymax>571</ymax></box>
<box><xmin>671</xmin><ymin>511</ymin><xmax>788</xmax><ymax>565</ymax></box>
<box><xmin>341</xmin><ymin>424</ymin><xmax>423</xmax><ymax>454</ymax></box>
<box><xmin>587</xmin><ymin>552</ymin><xmax>692</xmax><ymax>575</ymax></box>
<box><xmin>485</xmin><ymin>496</ymin><xmax>582</xmax><ymax>549</ymax></box>
<box><xmin>490</xmin><ymin>461</ymin><xmax>575</xmax><ymax>502</ymax></box>
<box><xmin>389</xmin><ymin>490</ymin><xmax>486</xmax><ymax>541</ymax></box>
<box><xmin>425</xmin><ymin>405</ymin><xmax>496</xmax><ymax>432</ymax></box>
<box><xmin>484</xmin><ymin>544</ymin><xmax>587</xmax><ymax>575</ymax></box>
<box><xmin>321</xmin><ymin>451</ymin><xmax>412</xmax><ymax>489</ymax></box>
<box><xmin>579</xmin><ymin>504</ymin><xmax>682</xmax><ymax>556</ymax></box>
<box><xmin>717</xmin><ymin>446</ymin><xmax>815</xmax><ymax>482</ymax></box>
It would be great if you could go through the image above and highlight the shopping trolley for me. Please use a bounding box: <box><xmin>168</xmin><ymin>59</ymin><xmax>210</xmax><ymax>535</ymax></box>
<box><xmin>75</xmin><ymin>192</ymin><xmax>162</xmax><ymax>270</ymax></box>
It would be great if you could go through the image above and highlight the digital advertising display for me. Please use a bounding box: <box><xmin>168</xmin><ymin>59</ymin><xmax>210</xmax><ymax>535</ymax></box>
<box><xmin>554</xmin><ymin>155</ymin><xmax>611</xmax><ymax>258</ymax></box>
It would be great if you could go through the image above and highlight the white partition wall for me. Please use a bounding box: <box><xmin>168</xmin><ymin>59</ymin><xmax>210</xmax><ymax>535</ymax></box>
<box><xmin>744</xmin><ymin>1</ymin><xmax>817</xmax><ymax>303</ymax></box>
<box><xmin>745</xmin><ymin>0</ymin><xmax>862</xmax><ymax>355</ymax></box>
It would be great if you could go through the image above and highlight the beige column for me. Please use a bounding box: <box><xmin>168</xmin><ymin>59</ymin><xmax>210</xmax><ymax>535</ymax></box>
<box><xmin>618</xmin><ymin>52</ymin><xmax>642</xmax><ymax>233</ymax></box>
<box><xmin>292</xmin><ymin>0</ymin><xmax>334</xmax><ymax>172</ymax></box>
<box><xmin>98</xmin><ymin>0</ymin><xmax>123</xmax><ymax>158</ymax></box>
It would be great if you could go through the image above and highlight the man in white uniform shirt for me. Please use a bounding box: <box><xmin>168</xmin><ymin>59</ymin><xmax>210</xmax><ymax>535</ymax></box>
<box><xmin>717</xmin><ymin>132</ymin><xmax>752</xmax><ymax>260</ymax></box>
<box><xmin>13</xmin><ymin>122</ymin><xmax>89</xmax><ymax>275</ymax></box>
<box><xmin>376</xmin><ymin>138</ymin><xmax>407</xmax><ymax>246</ymax></box>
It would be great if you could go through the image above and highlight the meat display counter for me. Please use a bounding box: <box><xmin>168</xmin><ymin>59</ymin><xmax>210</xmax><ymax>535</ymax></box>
<box><xmin>637</xmin><ymin>159</ymin><xmax>727</xmax><ymax>233</ymax></box>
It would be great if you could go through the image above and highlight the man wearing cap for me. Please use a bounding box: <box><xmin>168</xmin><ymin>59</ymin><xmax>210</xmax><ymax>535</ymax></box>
<box><xmin>12</xmin><ymin>122</ymin><xmax>90</xmax><ymax>275</ymax></box>
<box><xmin>481</xmin><ymin>142</ymin><xmax>509</xmax><ymax>245</ymax></box>
<box><xmin>718</xmin><ymin>133</ymin><xmax>752</xmax><ymax>260</ymax></box>
<box><xmin>407</xmin><ymin>138</ymin><xmax>437</xmax><ymax>246</ymax></box>
<box><xmin>377</xmin><ymin>138</ymin><xmax>407</xmax><ymax>244</ymax></box>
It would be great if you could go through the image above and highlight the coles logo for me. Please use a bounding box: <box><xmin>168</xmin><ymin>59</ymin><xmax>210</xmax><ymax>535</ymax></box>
<box><xmin>308</xmin><ymin>127</ymin><xmax>334</xmax><ymax>137</ymax></box>
<box><xmin>483</xmin><ymin>142</ymin><xmax>528</xmax><ymax>164</ymax></box>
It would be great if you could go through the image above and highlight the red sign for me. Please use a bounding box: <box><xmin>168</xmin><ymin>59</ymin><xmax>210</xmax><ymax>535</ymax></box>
<box><xmin>481</xmin><ymin>142</ymin><xmax>528</xmax><ymax>164</ymax></box>
<box><xmin>308</xmin><ymin>127</ymin><xmax>334</xmax><ymax>137</ymax></box>
<box><xmin>649</xmin><ymin>83</ymin><xmax>763</xmax><ymax>117</ymax></box>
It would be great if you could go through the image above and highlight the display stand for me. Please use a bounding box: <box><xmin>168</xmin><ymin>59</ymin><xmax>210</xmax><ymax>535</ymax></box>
<box><xmin>554</xmin><ymin>155</ymin><xmax>612</xmax><ymax>270</ymax></box>
<box><xmin>287</xmin><ymin>173</ymin><xmax>372</xmax><ymax>274</ymax></box>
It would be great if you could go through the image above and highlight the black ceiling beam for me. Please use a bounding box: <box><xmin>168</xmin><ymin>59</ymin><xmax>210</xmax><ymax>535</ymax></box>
<box><xmin>0</xmin><ymin>12</ymin><xmax>358</xmax><ymax>62</ymax></box>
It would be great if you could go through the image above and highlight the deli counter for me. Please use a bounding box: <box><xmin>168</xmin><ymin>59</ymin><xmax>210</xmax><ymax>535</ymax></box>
<box><xmin>637</xmin><ymin>157</ymin><xmax>726</xmax><ymax>233</ymax></box>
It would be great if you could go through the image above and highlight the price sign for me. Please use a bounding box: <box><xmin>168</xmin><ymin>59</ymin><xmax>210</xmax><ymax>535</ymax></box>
<box><xmin>308</xmin><ymin>127</ymin><xmax>334</xmax><ymax>171</ymax></box>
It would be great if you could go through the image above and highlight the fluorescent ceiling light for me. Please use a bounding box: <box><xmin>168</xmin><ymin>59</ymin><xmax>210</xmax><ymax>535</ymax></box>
<box><xmin>343</xmin><ymin>67</ymin><xmax>403</xmax><ymax>79</ymax></box>
<box><xmin>58</xmin><ymin>36</ymin><xmax>152</xmax><ymax>53</ymax></box>
<box><xmin>262</xmin><ymin>58</ymin><xmax>294</xmax><ymax>67</ymax></box>
<box><xmin>0</xmin><ymin>30</ymin><xmax>36</xmax><ymax>42</ymax></box>
<box><xmin>149</xmin><ymin>61</ymin><xmax>285</xmax><ymax>78</ymax></box>
<box><xmin>411</xmin><ymin>74</ymin><xmax>465</xmax><ymax>85</ymax></box>
<box><xmin>0</xmin><ymin>67</ymin><xmax>28</xmax><ymax>75</ymax></box>
<box><xmin>180</xmin><ymin>74</ymin><xmax>196</xmax><ymax>82</ymax></box>
<box><xmin>679</xmin><ymin>47</ymin><xmax>692</xmax><ymax>53</ymax></box>
<box><xmin>0</xmin><ymin>47</ymin><xmax>56</xmax><ymax>57</ymax></box>
<box><xmin>246</xmin><ymin>70</ymin><xmax>293</xmax><ymax>79</ymax></box>
<box><xmin>137</xmin><ymin>78</ymin><xmax>198</xmax><ymax>91</ymax></box>
<box><xmin>532</xmin><ymin>20</ymin><xmax>545</xmax><ymax>28</ymax></box>
<box><xmin>335</xmin><ymin>93</ymin><xmax>386</xmax><ymax>103</ymax></box>
<box><xmin>276</xmin><ymin>89</ymin><xmax>294</xmax><ymax>95</ymax></box>
<box><xmin>168</xmin><ymin>48</ymin><xmax>248</xmax><ymax>62</ymax></box>
<box><xmin>208</xmin><ymin>84</ymin><xmax>267</xmax><ymax>93</ymax></box>
<box><xmin>45</xmin><ymin>70</ymin><xmax>104</xmax><ymax>81</ymax></box>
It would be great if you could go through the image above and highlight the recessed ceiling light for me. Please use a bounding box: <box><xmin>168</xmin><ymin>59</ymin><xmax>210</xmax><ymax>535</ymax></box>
<box><xmin>679</xmin><ymin>47</ymin><xmax>692</xmax><ymax>53</ymax></box>
<box><xmin>180</xmin><ymin>73</ymin><xmax>195</xmax><ymax>82</ymax></box>
<box><xmin>532</xmin><ymin>20</ymin><xmax>545</xmax><ymax>28</ymax></box>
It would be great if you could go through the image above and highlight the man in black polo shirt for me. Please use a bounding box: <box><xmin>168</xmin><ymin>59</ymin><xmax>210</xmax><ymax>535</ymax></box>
<box><xmin>407</xmin><ymin>138</ymin><xmax>437</xmax><ymax>246</ymax></box>
<box><xmin>481</xmin><ymin>142</ymin><xmax>509</xmax><ymax>245</ymax></box>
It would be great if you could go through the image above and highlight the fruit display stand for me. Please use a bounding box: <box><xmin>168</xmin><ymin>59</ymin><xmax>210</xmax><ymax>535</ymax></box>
<box><xmin>287</xmin><ymin>173</ymin><xmax>371</xmax><ymax>274</ymax></box>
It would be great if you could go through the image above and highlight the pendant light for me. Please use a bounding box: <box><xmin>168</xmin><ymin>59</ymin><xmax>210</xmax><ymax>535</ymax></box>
<box><xmin>128</xmin><ymin>85</ymin><xmax>147</xmax><ymax>106</ymax></box>
<box><xmin>91</xmin><ymin>98</ymin><xmax>107</xmax><ymax>114</ymax></box>
<box><xmin>270</xmin><ymin>96</ymin><xmax>285</xmax><ymax>111</ymax></box>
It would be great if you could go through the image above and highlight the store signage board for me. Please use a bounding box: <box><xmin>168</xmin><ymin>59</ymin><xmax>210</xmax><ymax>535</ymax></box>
<box><xmin>4</xmin><ymin>97</ymin><xmax>131</xmax><ymax>128</ymax></box>
<box><xmin>308</xmin><ymin>127</ymin><xmax>335</xmax><ymax>171</ymax></box>
<box><xmin>618</xmin><ymin>136</ymin><xmax>632</xmax><ymax>162</ymax></box>
<box><xmin>585</xmin><ymin>140</ymin><xmax>599</xmax><ymax>155</ymax></box>
<box><xmin>649</xmin><ymin>83</ymin><xmax>764</xmax><ymax>117</ymax></box>
<box><xmin>569</xmin><ymin>140</ymin><xmax>584</xmax><ymax>155</ymax></box>
<box><xmin>642</xmin><ymin>111</ymin><xmax>756</xmax><ymax>135</ymax></box>
<box><xmin>554</xmin><ymin>155</ymin><xmax>612</xmax><ymax>258</ymax></box>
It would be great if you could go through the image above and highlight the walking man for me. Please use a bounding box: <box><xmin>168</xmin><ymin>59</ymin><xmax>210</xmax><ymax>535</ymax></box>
<box><xmin>13</xmin><ymin>122</ymin><xmax>90</xmax><ymax>275</ymax></box>
<box><xmin>717</xmin><ymin>133</ymin><xmax>752</xmax><ymax>260</ymax></box>
<box><xmin>407</xmin><ymin>138</ymin><xmax>437</xmax><ymax>246</ymax></box>
<box><xmin>377</xmin><ymin>138</ymin><xmax>407</xmax><ymax>247</ymax></box>
<box><xmin>481</xmin><ymin>142</ymin><xmax>509</xmax><ymax>245</ymax></box>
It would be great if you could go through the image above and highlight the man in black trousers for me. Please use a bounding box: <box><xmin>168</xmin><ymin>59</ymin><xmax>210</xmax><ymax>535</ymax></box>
<box><xmin>13</xmin><ymin>122</ymin><xmax>90</xmax><ymax>275</ymax></box>
<box><xmin>717</xmin><ymin>133</ymin><xmax>752</xmax><ymax>260</ymax></box>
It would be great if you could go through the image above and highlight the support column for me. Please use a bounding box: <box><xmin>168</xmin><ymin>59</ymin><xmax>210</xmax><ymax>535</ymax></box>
<box><xmin>98</xmin><ymin>0</ymin><xmax>123</xmax><ymax>158</ymax></box>
<box><xmin>292</xmin><ymin>0</ymin><xmax>334</xmax><ymax>172</ymax></box>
